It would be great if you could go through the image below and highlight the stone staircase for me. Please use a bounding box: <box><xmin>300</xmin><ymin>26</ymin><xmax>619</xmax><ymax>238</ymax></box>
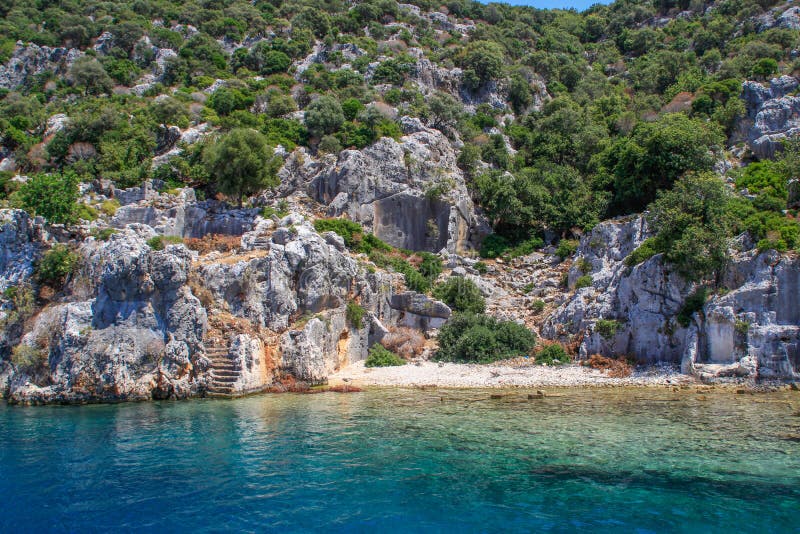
<box><xmin>248</xmin><ymin>235</ymin><xmax>272</xmax><ymax>250</ymax></box>
<box><xmin>205</xmin><ymin>346</ymin><xmax>240</xmax><ymax>397</ymax></box>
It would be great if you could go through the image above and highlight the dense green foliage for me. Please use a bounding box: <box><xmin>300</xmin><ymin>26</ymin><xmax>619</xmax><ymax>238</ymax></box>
<box><xmin>436</xmin><ymin>313</ymin><xmax>536</xmax><ymax>363</ymax></box>
<box><xmin>677</xmin><ymin>287</ymin><xmax>710</xmax><ymax>327</ymax></box>
<box><xmin>202</xmin><ymin>128</ymin><xmax>281</xmax><ymax>206</ymax></box>
<box><xmin>365</xmin><ymin>344</ymin><xmax>405</xmax><ymax>367</ymax></box>
<box><xmin>19</xmin><ymin>172</ymin><xmax>80</xmax><ymax>224</ymax></box>
<box><xmin>534</xmin><ymin>344</ymin><xmax>571</xmax><ymax>365</ymax></box>
<box><xmin>36</xmin><ymin>245</ymin><xmax>80</xmax><ymax>287</ymax></box>
<box><xmin>432</xmin><ymin>277</ymin><xmax>486</xmax><ymax>314</ymax></box>
<box><xmin>2</xmin><ymin>0</ymin><xmax>799</xmax><ymax>278</ymax></box>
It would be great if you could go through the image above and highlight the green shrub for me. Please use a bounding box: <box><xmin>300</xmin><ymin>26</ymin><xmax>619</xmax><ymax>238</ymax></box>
<box><xmin>574</xmin><ymin>275</ymin><xmax>592</xmax><ymax>289</ymax></box>
<box><xmin>433</xmin><ymin>277</ymin><xmax>486</xmax><ymax>314</ymax></box>
<box><xmin>735</xmin><ymin>320</ymin><xmax>750</xmax><ymax>335</ymax></box>
<box><xmin>94</xmin><ymin>228</ymin><xmax>118</xmax><ymax>241</ymax></box>
<box><xmin>11</xmin><ymin>344</ymin><xmax>47</xmax><ymax>374</ymax></box>
<box><xmin>74</xmin><ymin>203</ymin><xmax>98</xmax><ymax>222</ymax></box>
<box><xmin>507</xmin><ymin>237</ymin><xmax>545</xmax><ymax>258</ymax></box>
<box><xmin>318</xmin><ymin>134</ymin><xmax>342</xmax><ymax>154</ymax></box>
<box><xmin>314</xmin><ymin>218</ymin><xmax>364</xmax><ymax>247</ymax></box>
<box><xmin>534</xmin><ymin>344</ymin><xmax>571</xmax><ymax>365</ymax></box>
<box><xmin>146</xmin><ymin>235</ymin><xmax>183</xmax><ymax>251</ymax></box>
<box><xmin>556</xmin><ymin>239</ymin><xmax>579</xmax><ymax>260</ymax></box>
<box><xmin>37</xmin><ymin>245</ymin><xmax>79</xmax><ymax>287</ymax></box>
<box><xmin>417</xmin><ymin>252</ymin><xmax>442</xmax><ymax>282</ymax></box>
<box><xmin>625</xmin><ymin>237</ymin><xmax>662</xmax><ymax>267</ymax></box>
<box><xmin>474</xmin><ymin>261</ymin><xmax>488</xmax><ymax>274</ymax></box>
<box><xmin>435</xmin><ymin>313</ymin><xmax>536</xmax><ymax>363</ymax></box>
<box><xmin>677</xmin><ymin>287</ymin><xmax>709</xmax><ymax>327</ymax></box>
<box><xmin>576</xmin><ymin>257</ymin><xmax>592</xmax><ymax>274</ymax></box>
<box><xmin>532</xmin><ymin>299</ymin><xmax>546</xmax><ymax>314</ymax></box>
<box><xmin>595</xmin><ymin>319</ymin><xmax>620</xmax><ymax>339</ymax></box>
<box><xmin>479</xmin><ymin>234</ymin><xmax>510</xmax><ymax>258</ymax></box>
<box><xmin>346</xmin><ymin>300</ymin><xmax>367</xmax><ymax>329</ymax></box>
<box><xmin>100</xmin><ymin>199</ymin><xmax>120</xmax><ymax>216</ymax></box>
<box><xmin>19</xmin><ymin>172</ymin><xmax>79</xmax><ymax>224</ymax></box>
<box><xmin>365</xmin><ymin>344</ymin><xmax>405</xmax><ymax>367</ymax></box>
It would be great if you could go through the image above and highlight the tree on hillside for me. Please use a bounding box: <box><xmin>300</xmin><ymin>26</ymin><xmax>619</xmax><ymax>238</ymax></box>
<box><xmin>69</xmin><ymin>57</ymin><xmax>114</xmax><ymax>96</ymax></box>
<box><xmin>304</xmin><ymin>95</ymin><xmax>345</xmax><ymax>138</ymax></box>
<box><xmin>203</xmin><ymin>128</ymin><xmax>282</xmax><ymax>207</ymax></box>
<box><xmin>601</xmin><ymin>113</ymin><xmax>724</xmax><ymax>214</ymax></box>
<box><xmin>19</xmin><ymin>171</ymin><xmax>80</xmax><ymax>224</ymax></box>
<box><xmin>460</xmin><ymin>40</ymin><xmax>505</xmax><ymax>90</ymax></box>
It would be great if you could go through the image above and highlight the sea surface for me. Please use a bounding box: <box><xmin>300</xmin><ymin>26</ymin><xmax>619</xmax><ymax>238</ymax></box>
<box><xmin>2</xmin><ymin>388</ymin><xmax>799</xmax><ymax>533</ymax></box>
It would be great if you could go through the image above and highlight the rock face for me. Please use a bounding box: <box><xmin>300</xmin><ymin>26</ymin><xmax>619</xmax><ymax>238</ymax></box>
<box><xmin>0</xmin><ymin>43</ymin><xmax>82</xmax><ymax>89</ymax></box>
<box><xmin>0</xmin><ymin>210</ymin><xmax>42</xmax><ymax>293</ymax></box>
<box><xmin>111</xmin><ymin>186</ymin><xmax>259</xmax><ymax>238</ymax></box>
<box><xmin>308</xmin><ymin>122</ymin><xmax>488</xmax><ymax>253</ymax></box>
<box><xmin>543</xmin><ymin>217</ymin><xmax>800</xmax><ymax>380</ymax></box>
<box><xmin>7</xmin><ymin>225</ymin><xmax>209</xmax><ymax>404</ymax></box>
<box><xmin>2</xmin><ymin>208</ymin><xmax>451</xmax><ymax>402</ymax></box>
<box><xmin>742</xmin><ymin>76</ymin><xmax>800</xmax><ymax>159</ymax></box>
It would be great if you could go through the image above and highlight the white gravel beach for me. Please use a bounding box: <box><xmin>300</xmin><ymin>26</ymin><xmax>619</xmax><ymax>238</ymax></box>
<box><xmin>328</xmin><ymin>361</ymin><xmax>697</xmax><ymax>389</ymax></box>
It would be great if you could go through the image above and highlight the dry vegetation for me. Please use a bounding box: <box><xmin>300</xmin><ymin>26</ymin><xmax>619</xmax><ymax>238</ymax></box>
<box><xmin>586</xmin><ymin>354</ymin><xmax>633</xmax><ymax>378</ymax></box>
<box><xmin>184</xmin><ymin>234</ymin><xmax>241</xmax><ymax>255</ymax></box>
<box><xmin>380</xmin><ymin>326</ymin><xmax>426</xmax><ymax>360</ymax></box>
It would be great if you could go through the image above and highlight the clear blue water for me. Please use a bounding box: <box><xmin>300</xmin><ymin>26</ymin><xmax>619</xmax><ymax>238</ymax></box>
<box><xmin>2</xmin><ymin>388</ymin><xmax>800</xmax><ymax>533</ymax></box>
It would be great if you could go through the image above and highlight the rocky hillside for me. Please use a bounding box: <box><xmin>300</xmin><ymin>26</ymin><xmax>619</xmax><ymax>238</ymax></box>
<box><xmin>1</xmin><ymin>0</ymin><xmax>800</xmax><ymax>402</ymax></box>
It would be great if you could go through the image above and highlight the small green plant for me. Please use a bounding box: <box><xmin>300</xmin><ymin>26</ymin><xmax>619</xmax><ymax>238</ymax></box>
<box><xmin>534</xmin><ymin>344</ymin><xmax>571</xmax><ymax>365</ymax></box>
<box><xmin>734</xmin><ymin>320</ymin><xmax>750</xmax><ymax>335</ymax></box>
<box><xmin>94</xmin><ymin>228</ymin><xmax>118</xmax><ymax>241</ymax></box>
<box><xmin>417</xmin><ymin>252</ymin><xmax>443</xmax><ymax>282</ymax></box>
<box><xmin>595</xmin><ymin>319</ymin><xmax>620</xmax><ymax>339</ymax></box>
<box><xmin>37</xmin><ymin>245</ymin><xmax>79</xmax><ymax>287</ymax></box>
<box><xmin>555</xmin><ymin>239</ymin><xmax>579</xmax><ymax>261</ymax></box>
<box><xmin>261</xmin><ymin>200</ymin><xmax>290</xmax><ymax>219</ymax></box>
<box><xmin>100</xmin><ymin>199</ymin><xmax>121</xmax><ymax>216</ymax></box>
<box><xmin>507</xmin><ymin>237</ymin><xmax>545</xmax><ymax>258</ymax></box>
<box><xmin>625</xmin><ymin>237</ymin><xmax>661</xmax><ymax>267</ymax></box>
<box><xmin>1</xmin><ymin>284</ymin><xmax>36</xmax><ymax>327</ymax></box>
<box><xmin>365</xmin><ymin>344</ymin><xmax>405</xmax><ymax>367</ymax></box>
<box><xmin>146</xmin><ymin>235</ymin><xmax>183</xmax><ymax>251</ymax></box>
<box><xmin>677</xmin><ymin>287</ymin><xmax>709</xmax><ymax>327</ymax></box>
<box><xmin>523</xmin><ymin>282</ymin><xmax>535</xmax><ymax>294</ymax></box>
<box><xmin>574</xmin><ymin>275</ymin><xmax>592</xmax><ymax>289</ymax></box>
<box><xmin>576</xmin><ymin>257</ymin><xmax>592</xmax><ymax>274</ymax></box>
<box><xmin>74</xmin><ymin>203</ymin><xmax>98</xmax><ymax>221</ymax></box>
<box><xmin>474</xmin><ymin>261</ymin><xmax>488</xmax><ymax>274</ymax></box>
<box><xmin>346</xmin><ymin>300</ymin><xmax>367</xmax><ymax>329</ymax></box>
<box><xmin>531</xmin><ymin>299</ymin><xmax>546</xmax><ymax>314</ymax></box>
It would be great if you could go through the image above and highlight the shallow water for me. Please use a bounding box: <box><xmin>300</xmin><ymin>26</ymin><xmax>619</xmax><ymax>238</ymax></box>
<box><xmin>2</xmin><ymin>388</ymin><xmax>799</xmax><ymax>533</ymax></box>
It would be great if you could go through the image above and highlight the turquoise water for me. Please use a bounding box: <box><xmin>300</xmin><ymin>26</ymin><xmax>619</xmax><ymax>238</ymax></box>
<box><xmin>2</xmin><ymin>388</ymin><xmax>800</xmax><ymax>533</ymax></box>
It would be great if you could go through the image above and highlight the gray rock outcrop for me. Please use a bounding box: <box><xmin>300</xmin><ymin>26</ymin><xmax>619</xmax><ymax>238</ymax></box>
<box><xmin>307</xmin><ymin>123</ymin><xmax>488</xmax><ymax>253</ymax></box>
<box><xmin>0</xmin><ymin>43</ymin><xmax>82</xmax><ymax>89</ymax></box>
<box><xmin>7</xmin><ymin>226</ymin><xmax>209</xmax><ymax>404</ymax></box>
<box><xmin>742</xmin><ymin>76</ymin><xmax>800</xmax><ymax>159</ymax></box>
<box><xmin>543</xmin><ymin>216</ymin><xmax>800</xmax><ymax>380</ymax></box>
